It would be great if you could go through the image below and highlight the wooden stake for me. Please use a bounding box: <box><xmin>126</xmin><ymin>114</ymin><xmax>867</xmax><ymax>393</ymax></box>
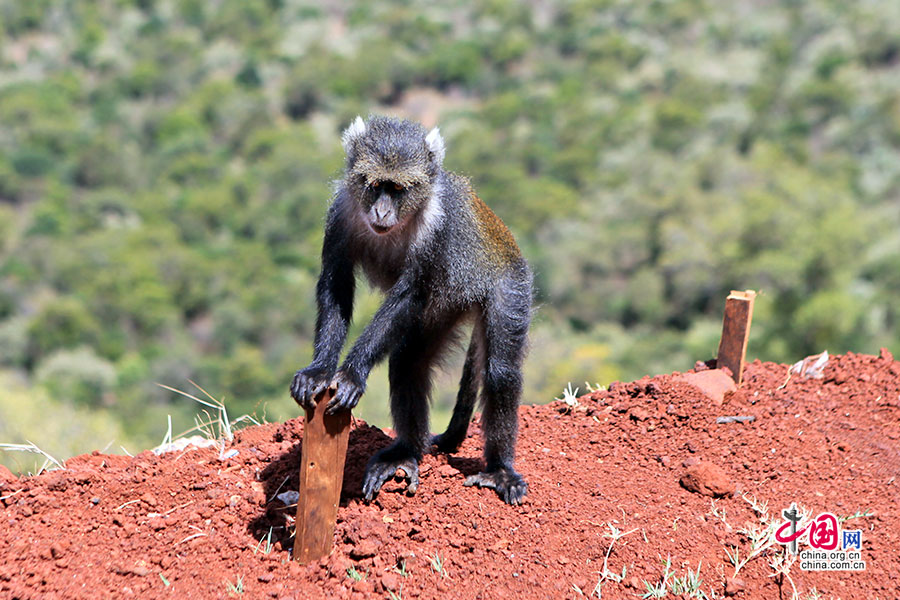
<box><xmin>294</xmin><ymin>387</ymin><xmax>351</xmax><ymax>564</ymax></box>
<box><xmin>716</xmin><ymin>290</ymin><xmax>756</xmax><ymax>385</ymax></box>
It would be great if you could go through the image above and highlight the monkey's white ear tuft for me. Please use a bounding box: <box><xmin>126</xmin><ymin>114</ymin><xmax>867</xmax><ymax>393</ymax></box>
<box><xmin>425</xmin><ymin>127</ymin><xmax>445</xmax><ymax>165</ymax></box>
<box><xmin>341</xmin><ymin>116</ymin><xmax>366</xmax><ymax>151</ymax></box>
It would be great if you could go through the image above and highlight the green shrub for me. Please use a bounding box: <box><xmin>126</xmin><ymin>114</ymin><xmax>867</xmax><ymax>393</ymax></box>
<box><xmin>26</xmin><ymin>298</ymin><xmax>101</xmax><ymax>366</ymax></box>
<box><xmin>35</xmin><ymin>346</ymin><xmax>118</xmax><ymax>407</ymax></box>
<box><xmin>0</xmin><ymin>370</ymin><xmax>127</xmax><ymax>474</ymax></box>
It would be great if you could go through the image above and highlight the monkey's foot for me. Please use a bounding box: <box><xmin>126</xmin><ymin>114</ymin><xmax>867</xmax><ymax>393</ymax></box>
<box><xmin>430</xmin><ymin>431</ymin><xmax>465</xmax><ymax>454</ymax></box>
<box><xmin>464</xmin><ymin>467</ymin><xmax>528</xmax><ymax>505</ymax></box>
<box><xmin>362</xmin><ymin>446</ymin><xmax>420</xmax><ymax>502</ymax></box>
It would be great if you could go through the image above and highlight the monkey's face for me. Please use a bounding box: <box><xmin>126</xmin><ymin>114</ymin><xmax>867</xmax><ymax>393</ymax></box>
<box><xmin>347</xmin><ymin>157</ymin><xmax>435</xmax><ymax>237</ymax></box>
<box><xmin>357</xmin><ymin>178</ymin><xmax>427</xmax><ymax>236</ymax></box>
<box><xmin>342</xmin><ymin>115</ymin><xmax>445</xmax><ymax>237</ymax></box>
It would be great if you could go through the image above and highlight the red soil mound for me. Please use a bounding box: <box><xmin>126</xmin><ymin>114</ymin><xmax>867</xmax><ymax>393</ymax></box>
<box><xmin>2</xmin><ymin>351</ymin><xmax>898</xmax><ymax>599</ymax></box>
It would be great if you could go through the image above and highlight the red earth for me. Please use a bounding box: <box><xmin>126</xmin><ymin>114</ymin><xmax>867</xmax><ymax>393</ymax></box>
<box><xmin>1</xmin><ymin>351</ymin><xmax>898</xmax><ymax>599</ymax></box>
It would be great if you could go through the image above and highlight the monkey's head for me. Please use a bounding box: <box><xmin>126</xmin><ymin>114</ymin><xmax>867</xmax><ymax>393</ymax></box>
<box><xmin>340</xmin><ymin>115</ymin><xmax>445</xmax><ymax>236</ymax></box>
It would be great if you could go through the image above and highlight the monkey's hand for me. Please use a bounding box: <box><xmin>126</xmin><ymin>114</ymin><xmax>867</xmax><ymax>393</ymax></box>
<box><xmin>362</xmin><ymin>442</ymin><xmax>420</xmax><ymax>502</ymax></box>
<box><xmin>289</xmin><ymin>364</ymin><xmax>333</xmax><ymax>410</ymax></box>
<box><xmin>325</xmin><ymin>370</ymin><xmax>365</xmax><ymax>414</ymax></box>
<box><xmin>465</xmin><ymin>467</ymin><xmax>528</xmax><ymax>505</ymax></box>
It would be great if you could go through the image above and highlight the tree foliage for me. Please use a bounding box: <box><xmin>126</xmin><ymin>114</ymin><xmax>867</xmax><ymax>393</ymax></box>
<box><xmin>0</xmin><ymin>0</ymin><xmax>897</xmax><ymax>459</ymax></box>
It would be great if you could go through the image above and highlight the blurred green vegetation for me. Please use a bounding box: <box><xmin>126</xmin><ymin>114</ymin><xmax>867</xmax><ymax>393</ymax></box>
<box><xmin>1</xmin><ymin>0</ymin><xmax>898</xmax><ymax>470</ymax></box>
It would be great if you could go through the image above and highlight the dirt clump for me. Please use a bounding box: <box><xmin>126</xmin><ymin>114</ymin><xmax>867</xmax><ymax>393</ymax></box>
<box><xmin>678</xmin><ymin>369</ymin><xmax>737</xmax><ymax>404</ymax></box>
<box><xmin>680</xmin><ymin>461</ymin><xmax>735</xmax><ymax>497</ymax></box>
<box><xmin>1</xmin><ymin>351</ymin><xmax>898</xmax><ymax>599</ymax></box>
<box><xmin>0</xmin><ymin>465</ymin><xmax>15</xmax><ymax>485</ymax></box>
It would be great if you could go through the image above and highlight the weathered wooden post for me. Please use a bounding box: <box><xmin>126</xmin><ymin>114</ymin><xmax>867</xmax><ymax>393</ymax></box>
<box><xmin>294</xmin><ymin>387</ymin><xmax>351</xmax><ymax>564</ymax></box>
<box><xmin>716</xmin><ymin>290</ymin><xmax>756</xmax><ymax>385</ymax></box>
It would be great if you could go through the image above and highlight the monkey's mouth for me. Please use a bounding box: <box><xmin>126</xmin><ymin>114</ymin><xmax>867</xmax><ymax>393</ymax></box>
<box><xmin>371</xmin><ymin>223</ymin><xmax>394</xmax><ymax>234</ymax></box>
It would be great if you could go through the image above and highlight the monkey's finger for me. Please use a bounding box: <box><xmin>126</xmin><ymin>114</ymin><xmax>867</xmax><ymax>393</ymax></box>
<box><xmin>362</xmin><ymin>466</ymin><xmax>390</xmax><ymax>501</ymax></box>
<box><xmin>294</xmin><ymin>380</ymin><xmax>312</xmax><ymax>405</ymax></box>
<box><xmin>363</xmin><ymin>482</ymin><xmax>382</xmax><ymax>502</ymax></box>
<box><xmin>291</xmin><ymin>373</ymin><xmax>309</xmax><ymax>397</ymax></box>
<box><xmin>464</xmin><ymin>473</ymin><xmax>495</xmax><ymax>490</ymax></box>
<box><xmin>406</xmin><ymin>468</ymin><xmax>419</xmax><ymax>496</ymax></box>
<box><xmin>291</xmin><ymin>381</ymin><xmax>306</xmax><ymax>406</ymax></box>
<box><xmin>325</xmin><ymin>388</ymin><xmax>359</xmax><ymax>415</ymax></box>
<box><xmin>289</xmin><ymin>375</ymin><xmax>302</xmax><ymax>399</ymax></box>
<box><xmin>504</xmin><ymin>481</ymin><xmax>528</xmax><ymax>505</ymax></box>
<box><xmin>324</xmin><ymin>396</ymin><xmax>344</xmax><ymax>415</ymax></box>
<box><xmin>324</xmin><ymin>389</ymin><xmax>342</xmax><ymax>413</ymax></box>
<box><xmin>309</xmin><ymin>379</ymin><xmax>330</xmax><ymax>402</ymax></box>
<box><xmin>297</xmin><ymin>383</ymin><xmax>311</xmax><ymax>404</ymax></box>
<box><xmin>393</xmin><ymin>461</ymin><xmax>419</xmax><ymax>496</ymax></box>
<box><xmin>465</xmin><ymin>470</ymin><xmax>528</xmax><ymax>505</ymax></box>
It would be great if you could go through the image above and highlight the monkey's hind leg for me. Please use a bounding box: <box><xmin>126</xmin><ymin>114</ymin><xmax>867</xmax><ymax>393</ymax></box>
<box><xmin>362</xmin><ymin>333</ymin><xmax>435</xmax><ymax>501</ymax></box>
<box><xmin>464</xmin><ymin>270</ymin><xmax>531</xmax><ymax>505</ymax></box>
<box><xmin>432</xmin><ymin>322</ymin><xmax>483</xmax><ymax>453</ymax></box>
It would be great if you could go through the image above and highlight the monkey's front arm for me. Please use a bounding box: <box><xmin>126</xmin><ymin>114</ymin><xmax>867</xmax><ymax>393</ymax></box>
<box><xmin>325</xmin><ymin>275</ymin><xmax>419</xmax><ymax>414</ymax></box>
<box><xmin>290</xmin><ymin>225</ymin><xmax>355</xmax><ymax>409</ymax></box>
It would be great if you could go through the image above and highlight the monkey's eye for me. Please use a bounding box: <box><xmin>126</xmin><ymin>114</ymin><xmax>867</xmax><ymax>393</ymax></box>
<box><xmin>390</xmin><ymin>182</ymin><xmax>404</xmax><ymax>193</ymax></box>
<box><xmin>371</xmin><ymin>181</ymin><xmax>381</xmax><ymax>190</ymax></box>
